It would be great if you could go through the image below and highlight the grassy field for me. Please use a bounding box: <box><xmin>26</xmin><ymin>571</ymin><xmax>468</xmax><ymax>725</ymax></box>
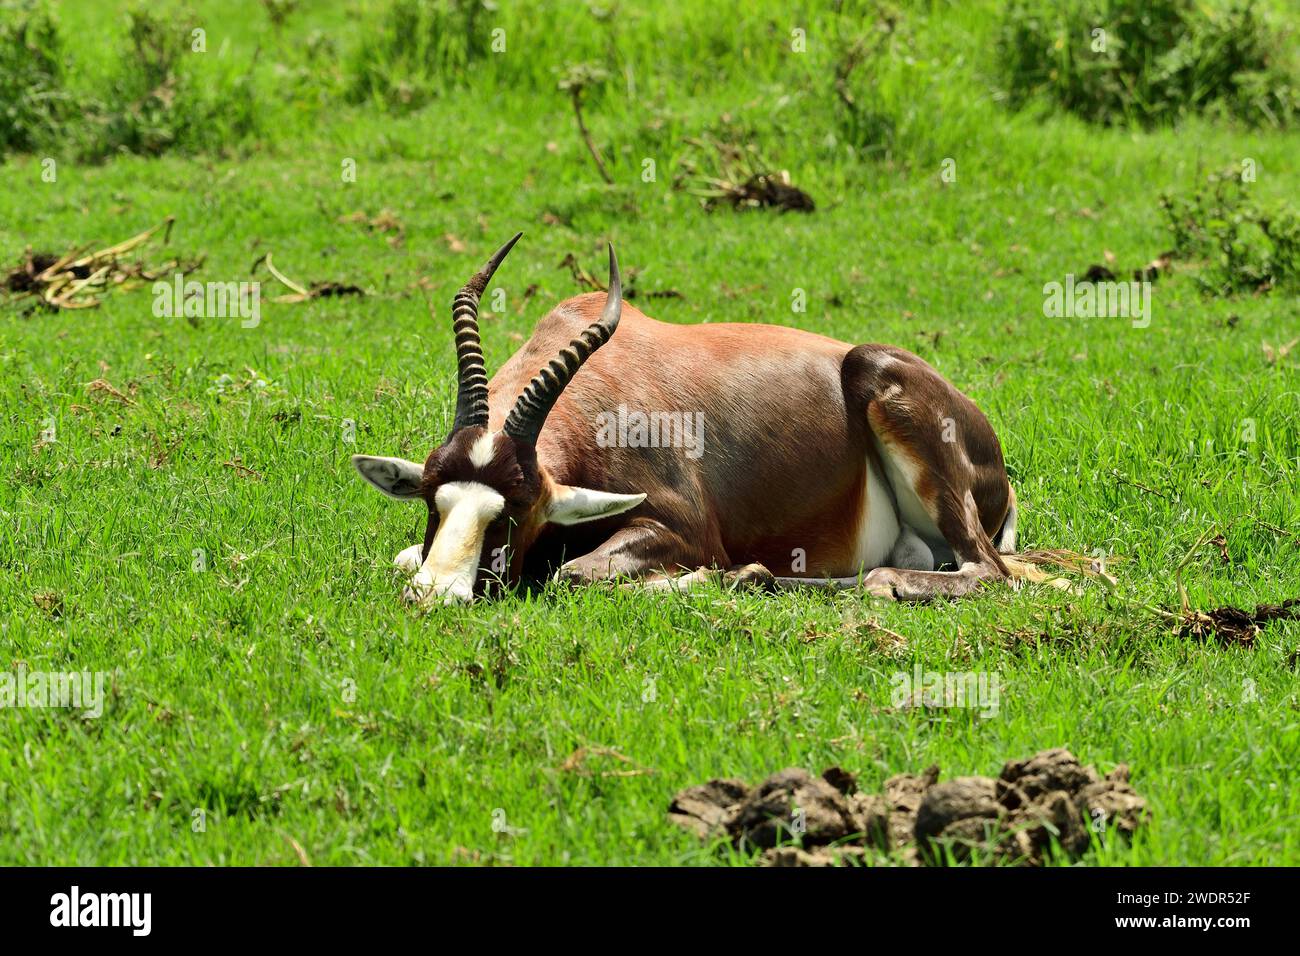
<box><xmin>1</xmin><ymin>0</ymin><xmax>1298</xmax><ymax>865</ymax></box>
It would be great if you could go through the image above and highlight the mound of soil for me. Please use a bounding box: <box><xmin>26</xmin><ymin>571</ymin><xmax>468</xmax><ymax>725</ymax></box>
<box><xmin>729</xmin><ymin>174</ymin><xmax>815</xmax><ymax>213</ymax></box>
<box><xmin>1179</xmin><ymin>598</ymin><xmax>1300</xmax><ymax>648</ymax></box>
<box><xmin>668</xmin><ymin>748</ymin><xmax>1147</xmax><ymax>866</ymax></box>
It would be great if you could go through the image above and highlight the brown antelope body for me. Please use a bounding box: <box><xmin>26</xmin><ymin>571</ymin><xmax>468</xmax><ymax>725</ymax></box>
<box><xmin>354</xmin><ymin>235</ymin><xmax>1017</xmax><ymax>604</ymax></box>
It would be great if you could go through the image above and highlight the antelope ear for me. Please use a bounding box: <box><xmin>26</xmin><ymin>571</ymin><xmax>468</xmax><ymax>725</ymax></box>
<box><xmin>352</xmin><ymin>455</ymin><xmax>425</xmax><ymax>500</ymax></box>
<box><xmin>545</xmin><ymin>484</ymin><xmax>646</xmax><ymax>525</ymax></box>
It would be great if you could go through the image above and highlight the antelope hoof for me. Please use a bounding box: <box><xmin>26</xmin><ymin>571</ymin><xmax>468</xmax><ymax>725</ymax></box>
<box><xmin>403</xmin><ymin>580</ymin><xmax>475</xmax><ymax>606</ymax></box>
<box><xmin>724</xmin><ymin>563</ymin><xmax>777</xmax><ymax>592</ymax></box>
<box><xmin>862</xmin><ymin>568</ymin><xmax>900</xmax><ymax>600</ymax></box>
<box><xmin>394</xmin><ymin>544</ymin><xmax>424</xmax><ymax>574</ymax></box>
<box><xmin>551</xmin><ymin>564</ymin><xmax>583</xmax><ymax>586</ymax></box>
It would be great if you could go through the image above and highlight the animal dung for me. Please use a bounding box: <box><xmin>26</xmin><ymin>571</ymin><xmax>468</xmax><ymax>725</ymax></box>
<box><xmin>1178</xmin><ymin>597</ymin><xmax>1300</xmax><ymax>648</ymax></box>
<box><xmin>668</xmin><ymin>748</ymin><xmax>1148</xmax><ymax>866</ymax></box>
<box><xmin>251</xmin><ymin>253</ymin><xmax>364</xmax><ymax>303</ymax></box>
<box><xmin>676</xmin><ymin>133</ymin><xmax>816</xmax><ymax>213</ymax></box>
<box><xmin>2</xmin><ymin>217</ymin><xmax>202</xmax><ymax>310</ymax></box>
<box><xmin>1078</xmin><ymin>251</ymin><xmax>1175</xmax><ymax>286</ymax></box>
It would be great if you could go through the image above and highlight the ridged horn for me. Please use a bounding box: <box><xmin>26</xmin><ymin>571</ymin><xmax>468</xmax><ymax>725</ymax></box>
<box><xmin>450</xmin><ymin>232</ymin><xmax>522</xmax><ymax>433</ymax></box>
<box><xmin>503</xmin><ymin>243</ymin><xmax>622</xmax><ymax>446</ymax></box>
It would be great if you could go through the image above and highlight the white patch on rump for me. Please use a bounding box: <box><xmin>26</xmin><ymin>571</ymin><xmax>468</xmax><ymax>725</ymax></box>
<box><xmin>872</xmin><ymin>434</ymin><xmax>944</xmax><ymax>541</ymax></box>
<box><xmin>849</xmin><ymin>456</ymin><xmax>900</xmax><ymax>574</ymax></box>
<box><xmin>995</xmin><ymin>488</ymin><xmax>1017</xmax><ymax>553</ymax></box>
<box><xmin>408</xmin><ymin>481</ymin><xmax>505</xmax><ymax>605</ymax></box>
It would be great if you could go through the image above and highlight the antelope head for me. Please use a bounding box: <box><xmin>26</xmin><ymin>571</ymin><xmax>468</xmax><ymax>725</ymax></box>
<box><xmin>352</xmin><ymin>234</ymin><xmax>645</xmax><ymax>604</ymax></box>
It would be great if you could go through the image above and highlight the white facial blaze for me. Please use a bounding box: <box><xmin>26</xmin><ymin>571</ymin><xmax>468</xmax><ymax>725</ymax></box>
<box><xmin>409</xmin><ymin>481</ymin><xmax>505</xmax><ymax>605</ymax></box>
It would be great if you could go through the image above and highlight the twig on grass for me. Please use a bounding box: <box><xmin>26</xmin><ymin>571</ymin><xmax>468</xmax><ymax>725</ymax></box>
<box><xmin>86</xmin><ymin>378</ymin><xmax>138</xmax><ymax>407</ymax></box>
<box><xmin>1174</xmin><ymin>525</ymin><xmax>1219</xmax><ymax>616</ymax></box>
<box><xmin>253</xmin><ymin>253</ymin><xmax>364</xmax><ymax>303</ymax></box>
<box><xmin>261</xmin><ymin>253</ymin><xmax>310</xmax><ymax>298</ymax></box>
<box><xmin>1110</xmin><ymin>468</ymin><xmax>1170</xmax><ymax>499</ymax></box>
<box><xmin>222</xmin><ymin>457</ymin><xmax>263</xmax><ymax>480</ymax></box>
<box><xmin>558</xmin><ymin>745</ymin><xmax>654</xmax><ymax>778</ymax></box>
<box><xmin>1245</xmin><ymin>511</ymin><xmax>1299</xmax><ymax>547</ymax></box>
<box><xmin>559</xmin><ymin>64</ymin><xmax>613</xmax><ymax>185</ymax></box>
<box><xmin>281</xmin><ymin>833</ymin><xmax>312</xmax><ymax>867</ymax></box>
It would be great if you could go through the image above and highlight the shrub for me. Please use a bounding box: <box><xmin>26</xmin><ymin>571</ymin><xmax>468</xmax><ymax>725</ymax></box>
<box><xmin>1159</xmin><ymin>169</ymin><xmax>1300</xmax><ymax>296</ymax></box>
<box><xmin>828</xmin><ymin>6</ymin><xmax>903</xmax><ymax>158</ymax></box>
<box><xmin>346</xmin><ymin>0</ymin><xmax>494</xmax><ymax>112</ymax></box>
<box><xmin>80</xmin><ymin>8</ymin><xmax>261</xmax><ymax>160</ymax></box>
<box><xmin>0</xmin><ymin>1</ymin><xmax>66</xmax><ymax>156</ymax></box>
<box><xmin>998</xmin><ymin>0</ymin><xmax>1297</xmax><ymax>127</ymax></box>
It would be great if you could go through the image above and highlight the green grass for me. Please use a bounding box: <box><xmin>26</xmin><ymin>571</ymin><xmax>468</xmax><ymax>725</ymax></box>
<box><xmin>0</xmin><ymin>0</ymin><xmax>1297</xmax><ymax>866</ymax></box>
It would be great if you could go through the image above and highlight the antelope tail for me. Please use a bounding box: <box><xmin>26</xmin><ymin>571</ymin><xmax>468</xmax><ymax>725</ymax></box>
<box><xmin>1000</xmin><ymin>549</ymin><xmax>1120</xmax><ymax>594</ymax></box>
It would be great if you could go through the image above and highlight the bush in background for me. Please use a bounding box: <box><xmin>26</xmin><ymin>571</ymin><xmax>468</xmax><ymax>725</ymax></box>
<box><xmin>346</xmin><ymin>0</ymin><xmax>493</xmax><ymax>112</ymax></box>
<box><xmin>0</xmin><ymin>1</ymin><xmax>66</xmax><ymax>157</ymax></box>
<box><xmin>0</xmin><ymin>4</ymin><xmax>261</xmax><ymax>161</ymax></box>
<box><xmin>82</xmin><ymin>8</ymin><xmax>261</xmax><ymax>160</ymax></box>
<box><xmin>998</xmin><ymin>0</ymin><xmax>1297</xmax><ymax>127</ymax></box>
<box><xmin>1160</xmin><ymin>169</ymin><xmax>1300</xmax><ymax>295</ymax></box>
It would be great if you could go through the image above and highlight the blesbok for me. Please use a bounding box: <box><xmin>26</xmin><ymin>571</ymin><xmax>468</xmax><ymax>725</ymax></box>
<box><xmin>352</xmin><ymin>233</ymin><xmax>1022</xmax><ymax>605</ymax></box>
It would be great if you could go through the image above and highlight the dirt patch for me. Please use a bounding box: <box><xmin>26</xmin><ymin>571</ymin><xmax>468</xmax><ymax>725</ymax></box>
<box><xmin>668</xmin><ymin>748</ymin><xmax>1147</xmax><ymax>866</ymax></box>
<box><xmin>1178</xmin><ymin>598</ymin><xmax>1300</xmax><ymax>648</ymax></box>
<box><xmin>3</xmin><ymin>218</ymin><xmax>202</xmax><ymax>310</ymax></box>
<box><xmin>32</xmin><ymin>590</ymin><xmax>64</xmax><ymax>619</ymax></box>
<box><xmin>723</xmin><ymin>173</ymin><xmax>815</xmax><ymax>213</ymax></box>
<box><xmin>1080</xmin><ymin>251</ymin><xmax>1173</xmax><ymax>286</ymax></box>
<box><xmin>252</xmin><ymin>253</ymin><xmax>364</xmax><ymax>302</ymax></box>
<box><xmin>337</xmin><ymin>208</ymin><xmax>405</xmax><ymax>247</ymax></box>
<box><xmin>676</xmin><ymin>132</ymin><xmax>816</xmax><ymax>213</ymax></box>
